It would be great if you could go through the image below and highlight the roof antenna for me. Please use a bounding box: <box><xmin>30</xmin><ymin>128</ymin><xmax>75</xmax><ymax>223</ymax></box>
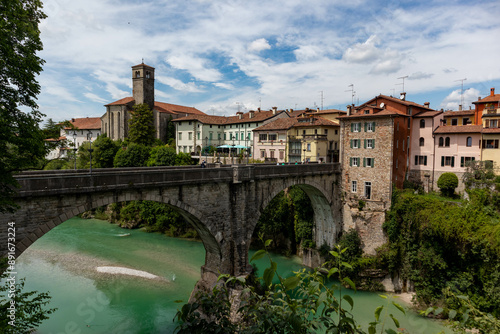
<box><xmin>454</xmin><ymin>78</ymin><xmax>467</xmax><ymax>108</ymax></box>
<box><xmin>345</xmin><ymin>84</ymin><xmax>355</xmax><ymax>105</ymax></box>
<box><xmin>142</xmin><ymin>58</ymin><xmax>144</xmax><ymax>64</ymax></box>
<box><xmin>397</xmin><ymin>75</ymin><xmax>408</xmax><ymax>93</ymax></box>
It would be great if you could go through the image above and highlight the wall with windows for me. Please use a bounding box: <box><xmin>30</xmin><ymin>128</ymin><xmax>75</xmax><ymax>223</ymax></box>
<box><xmin>481</xmin><ymin>134</ymin><xmax>500</xmax><ymax>164</ymax></box>
<box><xmin>252</xmin><ymin>129</ymin><xmax>287</xmax><ymax>163</ymax></box>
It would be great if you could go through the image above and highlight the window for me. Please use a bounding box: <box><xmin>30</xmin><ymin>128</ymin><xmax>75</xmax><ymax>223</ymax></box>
<box><xmin>188</xmin><ymin>132</ymin><xmax>192</xmax><ymax>140</ymax></box>
<box><xmin>325</xmin><ymin>129</ymin><xmax>328</xmax><ymax>135</ymax></box>
<box><xmin>268</xmin><ymin>134</ymin><xmax>277</xmax><ymax>141</ymax></box>
<box><xmin>351</xmin><ymin>122</ymin><xmax>361</xmax><ymax>132</ymax></box>
<box><xmin>351</xmin><ymin>181</ymin><xmax>357</xmax><ymax>193</ymax></box>
<box><xmin>189</xmin><ymin>121</ymin><xmax>192</xmax><ymax>125</ymax></box>
<box><xmin>365</xmin><ymin>122</ymin><xmax>375</xmax><ymax>132</ymax></box>
<box><xmin>314</xmin><ymin>129</ymin><xmax>318</xmax><ymax>135</ymax></box>
<box><xmin>351</xmin><ymin>139</ymin><xmax>360</xmax><ymax>148</ymax></box>
<box><xmin>365</xmin><ymin>139</ymin><xmax>374</xmax><ymax>149</ymax></box>
<box><xmin>270</xmin><ymin>150</ymin><xmax>275</xmax><ymax>158</ymax></box>
<box><xmin>364</xmin><ymin>110</ymin><xmax>370</xmax><ymax>114</ymax></box>
<box><xmin>135</xmin><ymin>71</ymin><xmax>140</xmax><ymax>78</ymax></box>
<box><xmin>259</xmin><ymin>134</ymin><xmax>267</xmax><ymax>141</ymax></box>
<box><xmin>463</xmin><ymin>118</ymin><xmax>470</xmax><ymax>125</ymax></box>
<box><xmin>451</xmin><ymin>118</ymin><xmax>458</xmax><ymax>126</ymax></box>
<box><xmin>235</xmin><ymin>133</ymin><xmax>238</xmax><ymax>140</ymax></box>
<box><xmin>420</xmin><ymin>119</ymin><xmax>425</xmax><ymax>128</ymax></box>
<box><xmin>419</xmin><ymin>137</ymin><xmax>424</xmax><ymax>146</ymax></box>
<box><xmin>218</xmin><ymin>133</ymin><xmax>221</xmax><ymax>140</ymax></box>
<box><xmin>224</xmin><ymin>133</ymin><xmax>227</xmax><ymax>140</ymax></box>
<box><xmin>146</xmin><ymin>71</ymin><xmax>150</xmax><ymax>79</ymax></box>
<box><xmin>307</xmin><ymin>143</ymin><xmax>311</xmax><ymax>151</ymax></box>
<box><xmin>491</xmin><ymin>120</ymin><xmax>498</xmax><ymax>128</ymax></box>
<box><xmin>441</xmin><ymin>156</ymin><xmax>455</xmax><ymax>167</ymax></box>
<box><xmin>197</xmin><ymin>132</ymin><xmax>200</xmax><ymax>140</ymax></box>
<box><xmin>445</xmin><ymin>137</ymin><xmax>450</xmax><ymax>147</ymax></box>
<box><xmin>461</xmin><ymin>156</ymin><xmax>475</xmax><ymax>167</ymax></box>
<box><xmin>335</xmin><ymin>130</ymin><xmax>338</xmax><ymax>135</ymax></box>
<box><xmin>364</xmin><ymin>157</ymin><xmax>374</xmax><ymax>167</ymax></box>
<box><xmin>303</xmin><ymin>130</ymin><xmax>306</xmax><ymax>135</ymax></box>
<box><xmin>364</xmin><ymin>182</ymin><xmax>372</xmax><ymax>199</ymax></box>
<box><xmin>241</xmin><ymin>131</ymin><xmax>244</xmax><ymax>140</ymax></box>
<box><xmin>178</xmin><ymin>132</ymin><xmax>182</xmax><ymax>140</ymax></box>
<box><xmin>439</xmin><ymin>137</ymin><xmax>444</xmax><ymax>147</ymax></box>
<box><xmin>351</xmin><ymin>157</ymin><xmax>359</xmax><ymax>166</ymax></box>
<box><xmin>248</xmin><ymin>133</ymin><xmax>251</xmax><ymax>140</ymax></box>
<box><xmin>230</xmin><ymin>132</ymin><xmax>233</xmax><ymax>140</ymax></box>
<box><xmin>279</xmin><ymin>150</ymin><xmax>284</xmax><ymax>160</ymax></box>
<box><xmin>466</xmin><ymin>136</ymin><xmax>472</xmax><ymax>147</ymax></box>
<box><xmin>414</xmin><ymin>155</ymin><xmax>427</xmax><ymax>166</ymax></box>
<box><xmin>260</xmin><ymin>150</ymin><xmax>266</xmax><ymax>158</ymax></box>
<box><xmin>482</xmin><ymin>139</ymin><xmax>499</xmax><ymax>149</ymax></box>
<box><xmin>408</xmin><ymin>118</ymin><xmax>411</xmax><ymax>129</ymax></box>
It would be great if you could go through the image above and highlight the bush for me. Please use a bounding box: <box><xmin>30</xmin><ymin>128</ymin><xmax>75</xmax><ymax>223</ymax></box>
<box><xmin>147</xmin><ymin>146</ymin><xmax>176</xmax><ymax>166</ymax></box>
<box><xmin>437</xmin><ymin>172</ymin><xmax>458</xmax><ymax>197</ymax></box>
<box><xmin>113</xmin><ymin>144</ymin><xmax>151</xmax><ymax>167</ymax></box>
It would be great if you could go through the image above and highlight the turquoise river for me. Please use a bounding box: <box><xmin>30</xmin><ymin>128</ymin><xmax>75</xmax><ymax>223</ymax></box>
<box><xmin>15</xmin><ymin>217</ymin><xmax>451</xmax><ymax>333</ymax></box>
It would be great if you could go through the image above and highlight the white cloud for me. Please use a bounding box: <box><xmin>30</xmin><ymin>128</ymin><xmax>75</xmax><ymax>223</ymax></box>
<box><xmin>440</xmin><ymin>88</ymin><xmax>480</xmax><ymax>110</ymax></box>
<box><xmin>409</xmin><ymin>72</ymin><xmax>434</xmax><ymax>80</ymax></box>
<box><xmin>213</xmin><ymin>82</ymin><xmax>234</xmax><ymax>90</ymax></box>
<box><xmin>248</xmin><ymin>38</ymin><xmax>271</xmax><ymax>52</ymax></box>
<box><xmin>166</xmin><ymin>54</ymin><xmax>221</xmax><ymax>82</ymax></box>
<box><xmin>157</xmin><ymin>76</ymin><xmax>204</xmax><ymax>93</ymax></box>
<box><xmin>84</xmin><ymin>92</ymin><xmax>108</xmax><ymax>104</ymax></box>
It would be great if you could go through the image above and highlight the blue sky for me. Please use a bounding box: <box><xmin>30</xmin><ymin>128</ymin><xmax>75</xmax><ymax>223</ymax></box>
<box><xmin>37</xmin><ymin>0</ymin><xmax>500</xmax><ymax>122</ymax></box>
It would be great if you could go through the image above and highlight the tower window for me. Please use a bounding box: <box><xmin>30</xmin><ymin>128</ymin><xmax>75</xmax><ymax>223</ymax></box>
<box><xmin>135</xmin><ymin>71</ymin><xmax>140</xmax><ymax>78</ymax></box>
<box><xmin>146</xmin><ymin>71</ymin><xmax>150</xmax><ymax>79</ymax></box>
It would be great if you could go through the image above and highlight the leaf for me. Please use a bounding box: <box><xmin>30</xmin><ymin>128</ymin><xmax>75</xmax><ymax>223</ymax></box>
<box><xmin>378</xmin><ymin>294</ymin><xmax>388</xmax><ymax>299</ymax></box>
<box><xmin>265</xmin><ymin>239</ymin><xmax>273</xmax><ymax>247</ymax></box>
<box><xmin>368</xmin><ymin>325</ymin><xmax>376</xmax><ymax>334</ymax></box>
<box><xmin>384</xmin><ymin>329</ymin><xmax>398</xmax><ymax>334</ymax></box>
<box><xmin>250</xmin><ymin>249</ymin><xmax>266</xmax><ymax>263</ymax></box>
<box><xmin>342</xmin><ymin>294</ymin><xmax>354</xmax><ymax>310</ymax></box>
<box><xmin>434</xmin><ymin>307</ymin><xmax>443</xmax><ymax>316</ymax></box>
<box><xmin>448</xmin><ymin>309</ymin><xmax>457</xmax><ymax>320</ymax></box>
<box><xmin>343</xmin><ymin>277</ymin><xmax>356</xmax><ymax>291</ymax></box>
<box><xmin>327</xmin><ymin>267</ymin><xmax>338</xmax><ymax>278</ymax></box>
<box><xmin>389</xmin><ymin>314</ymin><xmax>400</xmax><ymax>328</ymax></box>
<box><xmin>424</xmin><ymin>307</ymin><xmax>434</xmax><ymax>316</ymax></box>
<box><xmin>284</xmin><ymin>276</ymin><xmax>300</xmax><ymax>291</ymax></box>
<box><xmin>341</xmin><ymin>262</ymin><xmax>353</xmax><ymax>269</ymax></box>
<box><xmin>392</xmin><ymin>301</ymin><xmax>406</xmax><ymax>315</ymax></box>
<box><xmin>375</xmin><ymin>306</ymin><xmax>384</xmax><ymax>321</ymax></box>
<box><xmin>263</xmin><ymin>261</ymin><xmax>277</xmax><ymax>287</ymax></box>
<box><xmin>329</xmin><ymin>250</ymin><xmax>339</xmax><ymax>258</ymax></box>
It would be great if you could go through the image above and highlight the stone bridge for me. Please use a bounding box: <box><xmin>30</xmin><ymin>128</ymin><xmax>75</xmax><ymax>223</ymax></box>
<box><xmin>0</xmin><ymin>163</ymin><xmax>342</xmax><ymax>293</ymax></box>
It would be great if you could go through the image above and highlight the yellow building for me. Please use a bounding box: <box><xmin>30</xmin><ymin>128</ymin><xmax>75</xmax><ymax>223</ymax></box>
<box><xmin>473</xmin><ymin>88</ymin><xmax>500</xmax><ymax>170</ymax></box>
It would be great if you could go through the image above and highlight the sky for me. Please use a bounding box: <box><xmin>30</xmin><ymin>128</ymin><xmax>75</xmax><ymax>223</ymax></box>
<box><xmin>37</xmin><ymin>0</ymin><xmax>500</xmax><ymax>122</ymax></box>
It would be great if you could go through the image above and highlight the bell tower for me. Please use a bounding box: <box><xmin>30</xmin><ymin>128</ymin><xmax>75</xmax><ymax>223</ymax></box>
<box><xmin>132</xmin><ymin>62</ymin><xmax>155</xmax><ymax>110</ymax></box>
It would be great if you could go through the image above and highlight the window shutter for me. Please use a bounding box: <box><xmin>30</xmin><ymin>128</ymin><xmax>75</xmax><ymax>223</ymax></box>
<box><xmin>351</xmin><ymin>123</ymin><xmax>354</xmax><ymax>132</ymax></box>
<box><xmin>364</xmin><ymin>122</ymin><xmax>367</xmax><ymax>132</ymax></box>
<box><xmin>472</xmin><ymin>157</ymin><xmax>475</xmax><ymax>161</ymax></box>
<box><xmin>350</xmin><ymin>157</ymin><xmax>352</xmax><ymax>166</ymax></box>
<box><xmin>364</xmin><ymin>139</ymin><xmax>366</xmax><ymax>148</ymax></box>
<box><xmin>372</xmin><ymin>139</ymin><xmax>375</xmax><ymax>148</ymax></box>
<box><xmin>441</xmin><ymin>156</ymin><xmax>444</xmax><ymax>167</ymax></box>
<box><xmin>371</xmin><ymin>158</ymin><xmax>375</xmax><ymax>168</ymax></box>
<box><xmin>372</xmin><ymin>122</ymin><xmax>376</xmax><ymax>132</ymax></box>
<box><xmin>451</xmin><ymin>157</ymin><xmax>455</xmax><ymax>167</ymax></box>
<box><xmin>461</xmin><ymin>156</ymin><xmax>464</xmax><ymax>167</ymax></box>
<box><xmin>424</xmin><ymin>156</ymin><xmax>427</xmax><ymax>166</ymax></box>
<box><xmin>350</xmin><ymin>139</ymin><xmax>353</xmax><ymax>148</ymax></box>
<box><xmin>363</xmin><ymin>158</ymin><xmax>366</xmax><ymax>167</ymax></box>
<box><xmin>415</xmin><ymin>155</ymin><xmax>418</xmax><ymax>165</ymax></box>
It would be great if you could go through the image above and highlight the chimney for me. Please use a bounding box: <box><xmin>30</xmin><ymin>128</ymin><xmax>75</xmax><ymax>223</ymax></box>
<box><xmin>459</xmin><ymin>105</ymin><xmax>462</xmax><ymax>111</ymax></box>
<box><xmin>317</xmin><ymin>107</ymin><xmax>320</xmax><ymax>112</ymax></box>
<box><xmin>272</xmin><ymin>106</ymin><xmax>277</xmax><ymax>115</ymax></box>
<box><xmin>71</xmin><ymin>118</ymin><xmax>75</xmax><ymax>122</ymax></box>
<box><xmin>491</xmin><ymin>88</ymin><xmax>495</xmax><ymax>96</ymax></box>
<box><xmin>347</xmin><ymin>105</ymin><xmax>352</xmax><ymax>116</ymax></box>
<box><xmin>249</xmin><ymin>110</ymin><xmax>254</xmax><ymax>119</ymax></box>
<box><xmin>257</xmin><ymin>107</ymin><xmax>261</xmax><ymax>112</ymax></box>
<box><xmin>236</xmin><ymin>111</ymin><xmax>243</xmax><ymax>119</ymax></box>
<box><xmin>290</xmin><ymin>108</ymin><xmax>293</xmax><ymax>112</ymax></box>
<box><xmin>424</xmin><ymin>102</ymin><xmax>430</xmax><ymax>108</ymax></box>
<box><xmin>478</xmin><ymin>97</ymin><xmax>481</xmax><ymax>101</ymax></box>
<box><xmin>400</xmin><ymin>92</ymin><xmax>406</xmax><ymax>101</ymax></box>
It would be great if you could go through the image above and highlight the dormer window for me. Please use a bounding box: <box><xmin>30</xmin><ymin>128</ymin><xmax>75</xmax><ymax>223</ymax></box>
<box><xmin>364</xmin><ymin>110</ymin><xmax>369</xmax><ymax>114</ymax></box>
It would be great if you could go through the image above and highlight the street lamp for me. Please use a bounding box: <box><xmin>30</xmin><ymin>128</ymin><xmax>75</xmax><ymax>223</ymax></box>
<box><xmin>73</xmin><ymin>132</ymin><xmax>77</xmax><ymax>170</ymax></box>
<box><xmin>87</xmin><ymin>130</ymin><xmax>93</xmax><ymax>174</ymax></box>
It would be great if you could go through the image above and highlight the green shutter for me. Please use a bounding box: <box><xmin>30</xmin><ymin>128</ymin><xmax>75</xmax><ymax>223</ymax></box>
<box><xmin>350</xmin><ymin>139</ymin><xmax>353</xmax><ymax>148</ymax></box>
<box><xmin>364</xmin><ymin>122</ymin><xmax>367</xmax><ymax>132</ymax></box>
<box><xmin>424</xmin><ymin>156</ymin><xmax>427</xmax><ymax>166</ymax></box>
<box><xmin>363</xmin><ymin>158</ymin><xmax>366</xmax><ymax>167</ymax></box>
<box><xmin>372</xmin><ymin>158</ymin><xmax>374</xmax><ymax>168</ymax></box>
<box><xmin>461</xmin><ymin>156</ymin><xmax>464</xmax><ymax>167</ymax></box>
<box><xmin>372</xmin><ymin>122</ymin><xmax>376</xmax><ymax>132</ymax></box>
<box><xmin>350</xmin><ymin>157</ymin><xmax>352</xmax><ymax>166</ymax></box>
<box><xmin>441</xmin><ymin>156</ymin><xmax>444</xmax><ymax>167</ymax></box>
<box><xmin>451</xmin><ymin>157</ymin><xmax>455</xmax><ymax>167</ymax></box>
<box><xmin>372</xmin><ymin>139</ymin><xmax>375</xmax><ymax>149</ymax></box>
<box><xmin>351</xmin><ymin>123</ymin><xmax>354</xmax><ymax>132</ymax></box>
<box><xmin>364</xmin><ymin>139</ymin><xmax>366</xmax><ymax>148</ymax></box>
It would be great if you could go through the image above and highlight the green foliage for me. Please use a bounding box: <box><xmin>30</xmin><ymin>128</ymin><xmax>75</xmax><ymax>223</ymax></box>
<box><xmin>175</xmin><ymin>244</ymin><xmax>406</xmax><ymax>334</ymax></box>
<box><xmin>43</xmin><ymin>159</ymin><xmax>71</xmax><ymax>170</ymax></box>
<box><xmin>358</xmin><ymin>200</ymin><xmax>366</xmax><ymax>211</ymax></box>
<box><xmin>175</xmin><ymin>152</ymin><xmax>195</xmax><ymax>166</ymax></box>
<box><xmin>381</xmin><ymin>189</ymin><xmax>500</xmax><ymax>316</ymax></box>
<box><xmin>0</xmin><ymin>259</ymin><xmax>57</xmax><ymax>333</ymax></box>
<box><xmin>0</xmin><ymin>0</ymin><xmax>47</xmax><ymax>212</ymax></box>
<box><xmin>147</xmin><ymin>146</ymin><xmax>177</xmax><ymax>167</ymax></box>
<box><xmin>437</xmin><ymin>172</ymin><xmax>458</xmax><ymax>197</ymax></box>
<box><xmin>113</xmin><ymin>144</ymin><xmax>151</xmax><ymax>168</ymax></box>
<box><xmin>128</xmin><ymin>103</ymin><xmax>155</xmax><ymax>146</ymax></box>
<box><xmin>92</xmin><ymin>134</ymin><xmax>120</xmax><ymax>168</ymax></box>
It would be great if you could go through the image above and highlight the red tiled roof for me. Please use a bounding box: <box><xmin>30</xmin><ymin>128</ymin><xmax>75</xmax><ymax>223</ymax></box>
<box><xmin>413</xmin><ymin>110</ymin><xmax>443</xmax><ymax>118</ymax></box>
<box><xmin>482</xmin><ymin>127</ymin><xmax>500</xmax><ymax>133</ymax></box>
<box><xmin>358</xmin><ymin>94</ymin><xmax>434</xmax><ymax>111</ymax></box>
<box><xmin>105</xmin><ymin>97</ymin><xmax>135</xmax><ymax>106</ymax></box>
<box><xmin>65</xmin><ymin>117</ymin><xmax>101</xmax><ymax>130</ymax></box>
<box><xmin>339</xmin><ymin>104</ymin><xmax>408</xmax><ymax>119</ymax></box>
<box><xmin>442</xmin><ymin>110</ymin><xmax>474</xmax><ymax>117</ymax></box>
<box><xmin>254</xmin><ymin>116</ymin><xmax>339</xmax><ymax>131</ymax></box>
<box><xmin>132</xmin><ymin>63</ymin><xmax>155</xmax><ymax>69</ymax></box>
<box><xmin>172</xmin><ymin>109</ymin><xmax>289</xmax><ymax>125</ymax></box>
<box><xmin>154</xmin><ymin>102</ymin><xmax>204</xmax><ymax>115</ymax></box>
<box><xmin>473</xmin><ymin>95</ymin><xmax>500</xmax><ymax>104</ymax></box>
<box><xmin>433</xmin><ymin>125</ymin><xmax>482</xmax><ymax>134</ymax></box>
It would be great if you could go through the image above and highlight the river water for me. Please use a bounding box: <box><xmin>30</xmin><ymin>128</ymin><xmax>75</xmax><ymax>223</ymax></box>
<box><xmin>16</xmin><ymin>217</ymin><xmax>450</xmax><ymax>334</ymax></box>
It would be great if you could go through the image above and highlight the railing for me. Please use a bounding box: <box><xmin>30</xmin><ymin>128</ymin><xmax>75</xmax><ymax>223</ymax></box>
<box><xmin>288</xmin><ymin>134</ymin><xmax>328</xmax><ymax>140</ymax></box>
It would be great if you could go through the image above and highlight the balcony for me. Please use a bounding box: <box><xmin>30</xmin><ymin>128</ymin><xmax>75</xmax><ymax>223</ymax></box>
<box><xmin>288</xmin><ymin>134</ymin><xmax>328</xmax><ymax>141</ymax></box>
<box><xmin>485</xmin><ymin>108</ymin><xmax>500</xmax><ymax>115</ymax></box>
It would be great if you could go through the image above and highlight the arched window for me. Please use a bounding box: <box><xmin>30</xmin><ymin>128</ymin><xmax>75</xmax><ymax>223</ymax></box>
<box><xmin>419</xmin><ymin>137</ymin><xmax>424</xmax><ymax>146</ymax></box>
<box><xmin>445</xmin><ymin>137</ymin><xmax>450</xmax><ymax>147</ymax></box>
<box><xmin>439</xmin><ymin>137</ymin><xmax>444</xmax><ymax>147</ymax></box>
<box><xmin>466</xmin><ymin>136</ymin><xmax>472</xmax><ymax>147</ymax></box>
<box><xmin>420</xmin><ymin>119</ymin><xmax>425</xmax><ymax>128</ymax></box>
<box><xmin>135</xmin><ymin>71</ymin><xmax>140</xmax><ymax>78</ymax></box>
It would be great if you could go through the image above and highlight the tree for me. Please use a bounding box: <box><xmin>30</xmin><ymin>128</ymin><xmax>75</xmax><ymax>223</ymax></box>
<box><xmin>0</xmin><ymin>0</ymin><xmax>47</xmax><ymax>212</ymax></box>
<box><xmin>175</xmin><ymin>152</ymin><xmax>195</xmax><ymax>166</ymax></box>
<box><xmin>147</xmin><ymin>146</ymin><xmax>177</xmax><ymax>166</ymax></box>
<box><xmin>93</xmin><ymin>134</ymin><xmax>120</xmax><ymax>168</ymax></box>
<box><xmin>437</xmin><ymin>172</ymin><xmax>459</xmax><ymax>197</ymax></box>
<box><xmin>113</xmin><ymin>144</ymin><xmax>151</xmax><ymax>167</ymax></box>
<box><xmin>128</xmin><ymin>103</ymin><xmax>155</xmax><ymax>146</ymax></box>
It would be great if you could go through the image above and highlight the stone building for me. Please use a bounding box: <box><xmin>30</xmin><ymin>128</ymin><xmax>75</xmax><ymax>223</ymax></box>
<box><xmin>101</xmin><ymin>63</ymin><xmax>205</xmax><ymax>142</ymax></box>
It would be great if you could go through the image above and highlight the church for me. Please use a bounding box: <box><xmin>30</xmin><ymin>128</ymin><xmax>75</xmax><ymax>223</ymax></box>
<box><xmin>100</xmin><ymin>63</ymin><xmax>205</xmax><ymax>142</ymax></box>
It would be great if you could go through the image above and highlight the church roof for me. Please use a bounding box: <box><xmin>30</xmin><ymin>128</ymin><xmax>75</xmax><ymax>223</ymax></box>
<box><xmin>104</xmin><ymin>97</ymin><xmax>204</xmax><ymax>116</ymax></box>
